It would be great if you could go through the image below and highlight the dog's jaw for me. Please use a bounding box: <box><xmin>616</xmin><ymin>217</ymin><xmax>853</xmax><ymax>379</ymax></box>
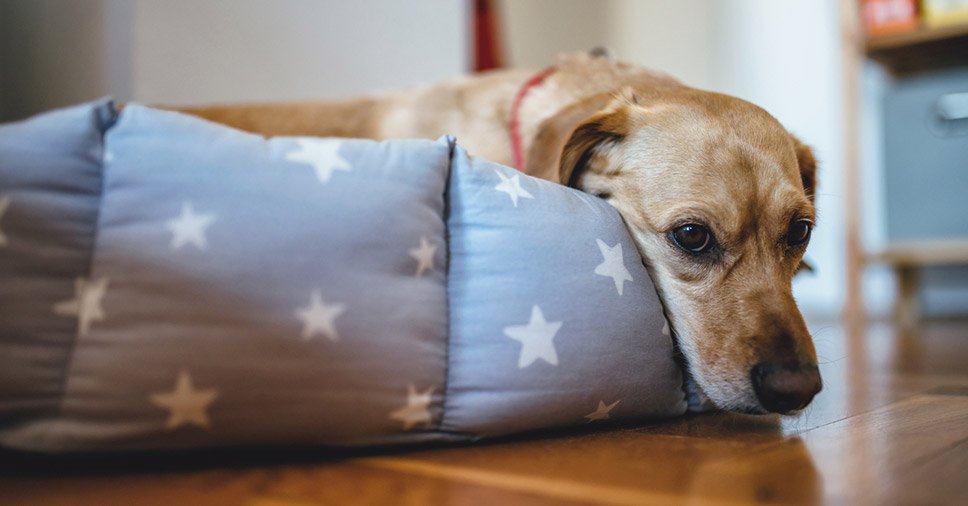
<box><xmin>658</xmin><ymin>287</ymin><xmax>768</xmax><ymax>413</ymax></box>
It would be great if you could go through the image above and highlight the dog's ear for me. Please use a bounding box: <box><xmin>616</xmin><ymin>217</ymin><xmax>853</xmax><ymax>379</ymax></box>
<box><xmin>792</xmin><ymin>138</ymin><xmax>817</xmax><ymax>276</ymax></box>
<box><xmin>559</xmin><ymin>92</ymin><xmax>635</xmax><ymax>188</ymax></box>
<box><xmin>796</xmin><ymin>259</ymin><xmax>815</xmax><ymax>275</ymax></box>
<box><xmin>792</xmin><ymin>136</ymin><xmax>817</xmax><ymax>204</ymax></box>
<box><xmin>525</xmin><ymin>92</ymin><xmax>614</xmax><ymax>182</ymax></box>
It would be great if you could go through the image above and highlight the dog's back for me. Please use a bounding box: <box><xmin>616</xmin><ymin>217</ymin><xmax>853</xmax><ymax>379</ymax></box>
<box><xmin>173</xmin><ymin>52</ymin><xmax>680</xmax><ymax>169</ymax></box>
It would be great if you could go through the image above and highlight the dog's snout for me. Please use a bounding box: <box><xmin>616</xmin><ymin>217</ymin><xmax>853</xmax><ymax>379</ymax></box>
<box><xmin>751</xmin><ymin>362</ymin><xmax>822</xmax><ymax>413</ymax></box>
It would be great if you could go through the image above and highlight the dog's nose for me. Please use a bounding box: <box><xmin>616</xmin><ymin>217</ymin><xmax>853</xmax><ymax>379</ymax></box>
<box><xmin>751</xmin><ymin>362</ymin><xmax>822</xmax><ymax>413</ymax></box>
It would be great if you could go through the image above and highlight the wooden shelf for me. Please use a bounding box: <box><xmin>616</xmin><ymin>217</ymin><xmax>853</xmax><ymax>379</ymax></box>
<box><xmin>866</xmin><ymin>22</ymin><xmax>968</xmax><ymax>73</ymax></box>
<box><xmin>867</xmin><ymin>22</ymin><xmax>968</xmax><ymax>50</ymax></box>
<box><xmin>870</xmin><ymin>239</ymin><xmax>968</xmax><ymax>267</ymax></box>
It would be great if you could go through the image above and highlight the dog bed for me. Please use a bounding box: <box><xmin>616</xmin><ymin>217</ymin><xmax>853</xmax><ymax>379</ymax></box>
<box><xmin>0</xmin><ymin>100</ymin><xmax>687</xmax><ymax>453</ymax></box>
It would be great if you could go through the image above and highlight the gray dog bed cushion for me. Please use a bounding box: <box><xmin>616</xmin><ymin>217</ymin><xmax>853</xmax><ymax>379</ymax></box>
<box><xmin>0</xmin><ymin>100</ymin><xmax>686</xmax><ymax>453</ymax></box>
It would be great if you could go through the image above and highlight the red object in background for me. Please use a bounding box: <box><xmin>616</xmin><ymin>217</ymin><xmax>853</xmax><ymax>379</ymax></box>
<box><xmin>861</xmin><ymin>0</ymin><xmax>919</xmax><ymax>36</ymax></box>
<box><xmin>473</xmin><ymin>0</ymin><xmax>503</xmax><ymax>71</ymax></box>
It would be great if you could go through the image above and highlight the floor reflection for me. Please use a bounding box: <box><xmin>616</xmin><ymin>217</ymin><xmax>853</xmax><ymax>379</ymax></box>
<box><xmin>686</xmin><ymin>436</ymin><xmax>821</xmax><ymax>505</ymax></box>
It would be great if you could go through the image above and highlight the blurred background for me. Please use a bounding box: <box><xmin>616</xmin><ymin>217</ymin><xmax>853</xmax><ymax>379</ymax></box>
<box><xmin>1</xmin><ymin>0</ymin><xmax>966</xmax><ymax>325</ymax></box>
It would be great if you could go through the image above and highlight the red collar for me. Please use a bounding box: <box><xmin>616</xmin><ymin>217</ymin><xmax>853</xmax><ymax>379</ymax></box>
<box><xmin>508</xmin><ymin>66</ymin><xmax>556</xmax><ymax>171</ymax></box>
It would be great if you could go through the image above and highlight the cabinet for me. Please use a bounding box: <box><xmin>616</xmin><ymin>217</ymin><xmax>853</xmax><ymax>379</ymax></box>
<box><xmin>847</xmin><ymin>6</ymin><xmax>968</xmax><ymax>327</ymax></box>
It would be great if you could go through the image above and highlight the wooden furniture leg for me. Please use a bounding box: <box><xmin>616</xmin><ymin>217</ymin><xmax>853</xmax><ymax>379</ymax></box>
<box><xmin>896</xmin><ymin>265</ymin><xmax>920</xmax><ymax>332</ymax></box>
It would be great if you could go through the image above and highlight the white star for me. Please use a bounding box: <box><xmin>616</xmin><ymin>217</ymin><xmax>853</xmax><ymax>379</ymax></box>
<box><xmin>409</xmin><ymin>236</ymin><xmax>437</xmax><ymax>277</ymax></box>
<box><xmin>494</xmin><ymin>169</ymin><xmax>534</xmax><ymax>207</ymax></box>
<box><xmin>0</xmin><ymin>195</ymin><xmax>9</xmax><ymax>247</ymax></box>
<box><xmin>53</xmin><ymin>277</ymin><xmax>109</xmax><ymax>336</ymax></box>
<box><xmin>295</xmin><ymin>290</ymin><xmax>346</xmax><ymax>341</ymax></box>
<box><xmin>594</xmin><ymin>239</ymin><xmax>633</xmax><ymax>295</ymax></box>
<box><xmin>166</xmin><ymin>202</ymin><xmax>217</xmax><ymax>251</ymax></box>
<box><xmin>284</xmin><ymin>138</ymin><xmax>351</xmax><ymax>183</ymax></box>
<box><xmin>585</xmin><ymin>399</ymin><xmax>621</xmax><ymax>422</ymax></box>
<box><xmin>389</xmin><ymin>383</ymin><xmax>435</xmax><ymax>430</ymax></box>
<box><xmin>93</xmin><ymin>143</ymin><xmax>114</xmax><ymax>163</ymax></box>
<box><xmin>662</xmin><ymin>319</ymin><xmax>671</xmax><ymax>337</ymax></box>
<box><xmin>503</xmin><ymin>305</ymin><xmax>563</xmax><ymax>368</ymax></box>
<box><xmin>149</xmin><ymin>370</ymin><xmax>219</xmax><ymax>430</ymax></box>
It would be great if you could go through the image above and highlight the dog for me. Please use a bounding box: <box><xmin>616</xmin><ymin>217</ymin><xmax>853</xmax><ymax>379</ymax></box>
<box><xmin>175</xmin><ymin>52</ymin><xmax>822</xmax><ymax>415</ymax></box>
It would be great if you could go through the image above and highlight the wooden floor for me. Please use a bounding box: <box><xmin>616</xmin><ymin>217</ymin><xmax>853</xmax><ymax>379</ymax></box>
<box><xmin>2</xmin><ymin>319</ymin><xmax>967</xmax><ymax>505</ymax></box>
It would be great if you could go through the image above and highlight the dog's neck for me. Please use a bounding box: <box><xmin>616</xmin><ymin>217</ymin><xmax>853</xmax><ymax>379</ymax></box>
<box><xmin>509</xmin><ymin>67</ymin><xmax>558</xmax><ymax>171</ymax></box>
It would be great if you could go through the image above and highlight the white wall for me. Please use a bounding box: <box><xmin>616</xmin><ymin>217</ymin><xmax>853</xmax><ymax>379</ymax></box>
<box><xmin>0</xmin><ymin>0</ymin><xmax>469</xmax><ymax>118</ymax></box>
<box><xmin>499</xmin><ymin>0</ymin><xmax>717</xmax><ymax>90</ymax></box>
<box><xmin>498</xmin><ymin>0</ymin><xmax>608</xmax><ymax>70</ymax></box>
<box><xmin>606</xmin><ymin>0</ymin><xmax>718</xmax><ymax>91</ymax></box>
<box><xmin>128</xmin><ymin>0</ymin><xmax>468</xmax><ymax>105</ymax></box>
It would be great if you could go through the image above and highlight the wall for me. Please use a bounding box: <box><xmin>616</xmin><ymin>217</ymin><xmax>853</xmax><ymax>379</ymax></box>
<box><xmin>498</xmin><ymin>0</ymin><xmax>716</xmax><ymax>90</ymax></box>
<box><xmin>0</xmin><ymin>0</ymin><xmax>109</xmax><ymax>121</ymax></box>
<box><xmin>128</xmin><ymin>0</ymin><xmax>468</xmax><ymax>105</ymax></box>
<box><xmin>498</xmin><ymin>0</ymin><xmax>608</xmax><ymax>70</ymax></box>
<box><xmin>0</xmin><ymin>0</ymin><xmax>469</xmax><ymax>119</ymax></box>
<box><xmin>606</xmin><ymin>0</ymin><xmax>718</xmax><ymax>90</ymax></box>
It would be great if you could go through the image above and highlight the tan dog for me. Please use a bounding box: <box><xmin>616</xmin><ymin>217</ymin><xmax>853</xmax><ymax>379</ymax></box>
<box><xmin>176</xmin><ymin>52</ymin><xmax>821</xmax><ymax>414</ymax></box>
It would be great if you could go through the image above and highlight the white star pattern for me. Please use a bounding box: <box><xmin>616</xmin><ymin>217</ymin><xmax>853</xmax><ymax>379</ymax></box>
<box><xmin>503</xmin><ymin>305</ymin><xmax>563</xmax><ymax>368</ymax></box>
<box><xmin>0</xmin><ymin>195</ymin><xmax>9</xmax><ymax>247</ymax></box>
<box><xmin>295</xmin><ymin>290</ymin><xmax>346</xmax><ymax>341</ymax></box>
<box><xmin>493</xmin><ymin>169</ymin><xmax>534</xmax><ymax>207</ymax></box>
<box><xmin>166</xmin><ymin>202</ymin><xmax>217</xmax><ymax>251</ymax></box>
<box><xmin>53</xmin><ymin>277</ymin><xmax>109</xmax><ymax>336</ymax></box>
<box><xmin>594</xmin><ymin>239</ymin><xmax>633</xmax><ymax>295</ymax></box>
<box><xmin>149</xmin><ymin>370</ymin><xmax>219</xmax><ymax>430</ymax></box>
<box><xmin>409</xmin><ymin>236</ymin><xmax>437</xmax><ymax>277</ymax></box>
<box><xmin>585</xmin><ymin>399</ymin><xmax>621</xmax><ymax>422</ymax></box>
<box><xmin>389</xmin><ymin>383</ymin><xmax>435</xmax><ymax>430</ymax></box>
<box><xmin>285</xmin><ymin>138</ymin><xmax>351</xmax><ymax>183</ymax></box>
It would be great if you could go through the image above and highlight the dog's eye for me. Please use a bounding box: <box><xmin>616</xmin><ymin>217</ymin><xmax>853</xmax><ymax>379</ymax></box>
<box><xmin>672</xmin><ymin>224</ymin><xmax>713</xmax><ymax>254</ymax></box>
<box><xmin>786</xmin><ymin>219</ymin><xmax>812</xmax><ymax>247</ymax></box>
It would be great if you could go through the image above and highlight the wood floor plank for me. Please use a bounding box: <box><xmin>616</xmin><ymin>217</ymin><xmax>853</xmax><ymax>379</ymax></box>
<box><xmin>0</xmin><ymin>460</ymin><xmax>586</xmax><ymax>506</ymax></box>
<box><xmin>361</xmin><ymin>457</ymin><xmax>690</xmax><ymax>506</ymax></box>
<box><xmin>350</xmin><ymin>423</ymin><xmax>793</xmax><ymax>502</ymax></box>
<box><xmin>889</xmin><ymin>436</ymin><xmax>968</xmax><ymax>505</ymax></box>
<box><xmin>800</xmin><ymin>393</ymin><xmax>968</xmax><ymax>505</ymax></box>
<box><xmin>359</xmin><ymin>393</ymin><xmax>968</xmax><ymax>505</ymax></box>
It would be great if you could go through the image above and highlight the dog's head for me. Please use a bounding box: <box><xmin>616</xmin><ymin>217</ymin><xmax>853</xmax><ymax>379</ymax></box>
<box><xmin>559</xmin><ymin>88</ymin><xmax>821</xmax><ymax>414</ymax></box>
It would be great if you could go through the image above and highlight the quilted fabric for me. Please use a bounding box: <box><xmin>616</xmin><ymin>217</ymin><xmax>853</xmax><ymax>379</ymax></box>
<box><xmin>0</xmin><ymin>101</ymin><xmax>686</xmax><ymax>453</ymax></box>
<box><xmin>443</xmin><ymin>147</ymin><xmax>686</xmax><ymax>436</ymax></box>
<box><xmin>0</xmin><ymin>100</ymin><xmax>113</xmax><ymax>434</ymax></box>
